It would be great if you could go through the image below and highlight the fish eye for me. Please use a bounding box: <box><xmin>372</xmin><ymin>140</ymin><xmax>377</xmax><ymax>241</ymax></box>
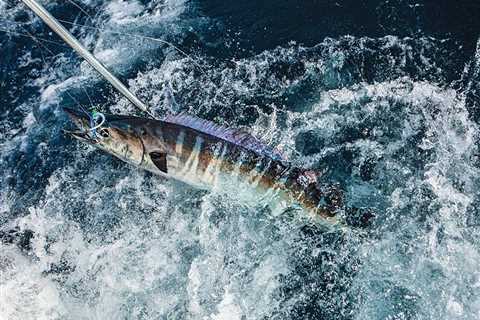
<box><xmin>99</xmin><ymin>128</ymin><xmax>110</xmax><ymax>138</ymax></box>
<box><xmin>140</xmin><ymin>127</ymin><xmax>147</xmax><ymax>137</ymax></box>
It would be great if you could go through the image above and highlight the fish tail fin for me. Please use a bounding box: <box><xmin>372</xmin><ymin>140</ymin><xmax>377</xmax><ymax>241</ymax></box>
<box><xmin>298</xmin><ymin>169</ymin><xmax>375</xmax><ymax>228</ymax></box>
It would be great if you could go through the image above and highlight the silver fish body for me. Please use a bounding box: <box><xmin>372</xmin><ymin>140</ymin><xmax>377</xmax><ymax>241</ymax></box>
<box><xmin>64</xmin><ymin>108</ymin><xmax>342</xmax><ymax>225</ymax></box>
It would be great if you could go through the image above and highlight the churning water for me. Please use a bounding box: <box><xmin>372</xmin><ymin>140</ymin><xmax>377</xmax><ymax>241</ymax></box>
<box><xmin>1</xmin><ymin>0</ymin><xmax>480</xmax><ymax>319</ymax></box>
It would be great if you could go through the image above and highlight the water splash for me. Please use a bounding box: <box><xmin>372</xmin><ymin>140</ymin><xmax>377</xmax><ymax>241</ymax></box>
<box><xmin>1</xmin><ymin>1</ymin><xmax>480</xmax><ymax>319</ymax></box>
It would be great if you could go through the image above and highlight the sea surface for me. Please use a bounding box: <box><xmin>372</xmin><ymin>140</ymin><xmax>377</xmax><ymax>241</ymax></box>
<box><xmin>1</xmin><ymin>0</ymin><xmax>480</xmax><ymax>319</ymax></box>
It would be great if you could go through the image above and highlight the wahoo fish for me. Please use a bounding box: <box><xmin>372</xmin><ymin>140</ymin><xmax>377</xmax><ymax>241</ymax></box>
<box><xmin>64</xmin><ymin>107</ymin><xmax>343</xmax><ymax>226</ymax></box>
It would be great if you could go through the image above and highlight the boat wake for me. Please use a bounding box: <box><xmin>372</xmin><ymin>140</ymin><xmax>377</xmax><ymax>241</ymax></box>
<box><xmin>1</xmin><ymin>0</ymin><xmax>480</xmax><ymax>319</ymax></box>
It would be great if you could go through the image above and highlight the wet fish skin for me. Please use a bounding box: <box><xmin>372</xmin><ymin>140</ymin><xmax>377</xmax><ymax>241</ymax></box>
<box><xmin>63</xmin><ymin>107</ymin><xmax>342</xmax><ymax>225</ymax></box>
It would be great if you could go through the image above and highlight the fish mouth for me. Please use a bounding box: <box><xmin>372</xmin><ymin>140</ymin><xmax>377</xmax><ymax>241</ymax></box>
<box><xmin>62</xmin><ymin>106</ymin><xmax>99</xmax><ymax>144</ymax></box>
<box><xmin>62</xmin><ymin>129</ymin><xmax>97</xmax><ymax>144</ymax></box>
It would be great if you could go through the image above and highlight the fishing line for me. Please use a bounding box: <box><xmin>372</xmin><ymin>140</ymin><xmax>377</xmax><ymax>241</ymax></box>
<box><xmin>4</xmin><ymin>4</ymin><xmax>210</xmax><ymax>106</ymax></box>
<box><xmin>82</xmin><ymin>85</ymin><xmax>94</xmax><ymax>108</ymax></box>
<box><xmin>53</xmin><ymin>16</ymin><xmax>218</xmax><ymax>114</ymax></box>
<box><xmin>56</xmin><ymin>18</ymin><xmax>208</xmax><ymax>76</ymax></box>
<box><xmin>1</xmin><ymin>8</ymin><xmax>107</xmax><ymax>124</ymax></box>
<box><xmin>0</xmin><ymin>27</ymin><xmax>70</xmax><ymax>48</ymax></box>
<box><xmin>16</xmin><ymin>23</ymin><xmax>93</xmax><ymax>118</ymax></box>
<box><xmin>64</xmin><ymin>0</ymin><xmax>95</xmax><ymax>22</ymax></box>
<box><xmin>4</xmin><ymin>1</ymin><xmax>207</xmax><ymax>75</ymax></box>
<box><xmin>0</xmin><ymin>19</ymin><xmax>125</xmax><ymax>118</ymax></box>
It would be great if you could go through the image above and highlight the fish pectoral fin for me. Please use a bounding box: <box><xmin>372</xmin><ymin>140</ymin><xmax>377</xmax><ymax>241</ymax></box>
<box><xmin>149</xmin><ymin>151</ymin><xmax>168</xmax><ymax>173</ymax></box>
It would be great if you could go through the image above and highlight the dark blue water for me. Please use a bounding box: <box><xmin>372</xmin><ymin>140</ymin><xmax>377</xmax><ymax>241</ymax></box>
<box><xmin>1</xmin><ymin>0</ymin><xmax>480</xmax><ymax>319</ymax></box>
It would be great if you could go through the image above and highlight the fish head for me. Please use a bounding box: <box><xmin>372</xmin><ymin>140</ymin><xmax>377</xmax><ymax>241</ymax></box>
<box><xmin>63</xmin><ymin>107</ymin><xmax>149</xmax><ymax>167</ymax></box>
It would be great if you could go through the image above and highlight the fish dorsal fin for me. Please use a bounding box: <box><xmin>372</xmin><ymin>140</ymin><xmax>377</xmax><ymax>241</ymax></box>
<box><xmin>164</xmin><ymin>113</ymin><xmax>285</xmax><ymax>160</ymax></box>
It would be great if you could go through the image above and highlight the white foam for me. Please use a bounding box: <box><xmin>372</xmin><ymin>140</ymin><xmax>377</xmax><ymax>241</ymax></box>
<box><xmin>106</xmin><ymin>0</ymin><xmax>144</xmax><ymax>25</ymax></box>
<box><xmin>211</xmin><ymin>288</ymin><xmax>242</xmax><ymax>320</ymax></box>
<box><xmin>3</xmin><ymin>12</ymin><xmax>480</xmax><ymax>318</ymax></box>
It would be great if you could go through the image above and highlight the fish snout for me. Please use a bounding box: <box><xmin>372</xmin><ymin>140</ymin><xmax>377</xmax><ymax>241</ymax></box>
<box><xmin>62</xmin><ymin>107</ymin><xmax>98</xmax><ymax>143</ymax></box>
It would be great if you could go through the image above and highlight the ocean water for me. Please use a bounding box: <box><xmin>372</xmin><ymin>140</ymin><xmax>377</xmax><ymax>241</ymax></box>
<box><xmin>1</xmin><ymin>0</ymin><xmax>480</xmax><ymax>319</ymax></box>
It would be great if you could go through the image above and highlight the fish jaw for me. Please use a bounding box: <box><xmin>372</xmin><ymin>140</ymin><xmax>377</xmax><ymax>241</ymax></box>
<box><xmin>63</xmin><ymin>107</ymin><xmax>148</xmax><ymax>167</ymax></box>
<box><xmin>63</xmin><ymin>107</ymin><xmax>97</xmax><ymax>144</ymax></box>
